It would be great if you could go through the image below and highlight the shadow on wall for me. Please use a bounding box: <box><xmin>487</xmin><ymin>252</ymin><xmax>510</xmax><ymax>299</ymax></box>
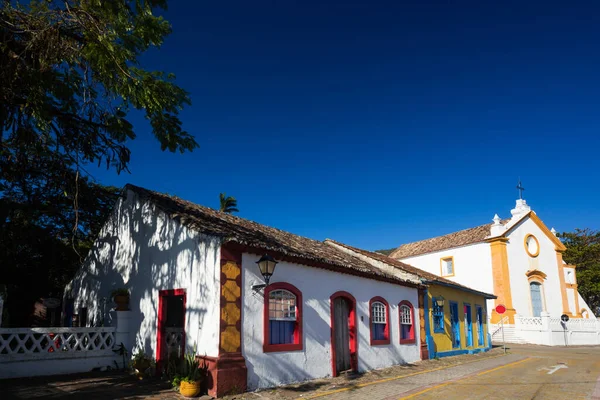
<box><xmin>65</xmin><ymin>193</ymin><xmax>218</xmax><ymax>358</ymax></box>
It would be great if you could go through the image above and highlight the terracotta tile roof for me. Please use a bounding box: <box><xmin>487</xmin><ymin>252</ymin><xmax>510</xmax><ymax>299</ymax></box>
<box><xmin>389</xmin><ymin>220</ymin><xmax>508</xmax><ymax>259</ymax></box>
<box><xmin>325</xmin><ymin>240</ymin><xmax>496</xmax><ymax>299</ymax></box>
<box><xmin>125</xmin><ymin>184</ymin><xmax>420</xmax><ymax>287</ymax></box>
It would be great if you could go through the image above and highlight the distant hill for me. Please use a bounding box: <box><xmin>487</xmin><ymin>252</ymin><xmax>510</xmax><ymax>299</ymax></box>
<box><xmin>374</xmin><ymin>248</ymin><xmax>395</xmax><ymax>256</ymax></box>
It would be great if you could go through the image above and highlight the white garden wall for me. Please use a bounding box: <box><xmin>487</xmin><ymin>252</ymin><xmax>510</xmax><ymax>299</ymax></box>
<box><xmin>64</xmin><ymin>189</ymin><xmax>222</xmax><ymax>359</ymax></box>
<box><xmin>0</xmin><ymin>327</ymin><xmax>119</xmax><ymax>379</ymax></box>
<box><xmin>513</xmin><ymin>314</ymin><xmax>600</xmax><ymax>346</ymax></box>
<box><xmin>242</xmin><ymin>253</ymin><xmax>420</xmax><ymax>390</ymax></box>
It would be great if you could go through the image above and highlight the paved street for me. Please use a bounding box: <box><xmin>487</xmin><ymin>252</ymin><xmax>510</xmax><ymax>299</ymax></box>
<box><xmin>2</xmin><ymin>344</ymin><xmax>600</xmax><ymax>399</ymax></box>
<box><xmin>308</xmin><ymin>344</ymin><xmax>600</xmax><ymax>400</ymax></box>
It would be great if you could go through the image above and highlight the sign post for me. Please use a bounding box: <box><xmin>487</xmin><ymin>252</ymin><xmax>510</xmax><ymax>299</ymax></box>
<box><xmin>561</xmin><ymin>314</ymin><xmax>569</xmax><ymax>347</ymax></box>
<box><xmin>496</xmin><ymin>304</ymin><xmax>507</xmax><ymax>354</ymax></box>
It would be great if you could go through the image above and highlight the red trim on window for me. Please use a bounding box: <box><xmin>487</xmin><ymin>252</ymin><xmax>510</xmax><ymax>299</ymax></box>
<box><xmin>263</xmin><ymin>282</ymin><xmax>303</xmax><ymax>353</ymax></box>
<box><xmin>369</xmin><ymin>296</ymin><xmax>390</xmax><ymax>346</ymax></box>
<box><xmin>156</xmin><ymin>289</ymin><xmax>187</xmax><ymax>374</ymax></box>
<box><xmin>399</xmin><ymin>300</ymin><xmax>416</xmax><ymax>345</ymax></box>
<box><xmin>330</xmin><ymin>291</ymin><xmax>358</xmax><ymax>377</ymax></box>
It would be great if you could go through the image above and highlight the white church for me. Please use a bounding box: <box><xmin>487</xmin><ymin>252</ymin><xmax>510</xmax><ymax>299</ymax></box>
<box><xmin>388</xmin><ymin>188</ymin><xmax>597</xmax><ymax>344</ymax></box>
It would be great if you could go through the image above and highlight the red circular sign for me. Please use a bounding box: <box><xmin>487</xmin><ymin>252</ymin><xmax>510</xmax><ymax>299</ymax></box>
<box><xmin>495</xmin><ymin>304</ymin><xmax>506</xmax><ymax>314</ymax></box>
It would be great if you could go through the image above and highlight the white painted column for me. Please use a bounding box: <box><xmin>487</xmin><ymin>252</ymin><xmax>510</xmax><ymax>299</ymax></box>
<box><xmin>113</xmin><ymin>311</ymin><xmax>132</xmax><ymax>353</ymax></box>
<box><xmin>540</xmin><ymin>311</ymin><xmax>551</xmax><ymax>345</ymax></box>
<box><xmin>514</xmin><ymin>314</ymin><xmax>521</xmax><ymax>330</ymax></box>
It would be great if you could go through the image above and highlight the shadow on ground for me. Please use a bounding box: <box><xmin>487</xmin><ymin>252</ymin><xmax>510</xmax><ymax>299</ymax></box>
<box><xmin>0</xmin><ymin>371</ymin><xmax>177</xmax><ymax>400</ymax></box>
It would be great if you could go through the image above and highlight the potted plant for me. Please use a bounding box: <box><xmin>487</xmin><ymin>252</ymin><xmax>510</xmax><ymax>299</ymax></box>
<box><xmin>171</xmin><ymin>350</ymin><xmax>207</xmax><ymax>398</ymax></box>
<box><xmin>131</xmin><ymin>349</ymin><xmax>155</xmax><ymax>379</ymax></box>
<box><xmin>111</xmin><ymin>288</ymin><xmax>130</xmax><ymax>311</ymax></box>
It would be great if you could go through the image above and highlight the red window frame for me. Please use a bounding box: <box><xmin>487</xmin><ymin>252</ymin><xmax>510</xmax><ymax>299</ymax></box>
<box><xmin>369</xmin><ymin>296</ymin><xmax>390</xmax><ymax>345</ymax></box>
<box><xmin>263</xmin><ymin>282</ymin><xmax>303</xmax><ymax>353</ymax></box>
<box><xmin>399</xmin><ymin>300</ymin><xmax>416</xmax><ymax>344</ymax></box>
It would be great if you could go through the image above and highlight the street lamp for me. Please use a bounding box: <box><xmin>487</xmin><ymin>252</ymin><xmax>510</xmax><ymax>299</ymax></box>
<box><xmin>253</xmin><ymin>254</ymin><xmax>278</xmax><ymax>291</ymax></box>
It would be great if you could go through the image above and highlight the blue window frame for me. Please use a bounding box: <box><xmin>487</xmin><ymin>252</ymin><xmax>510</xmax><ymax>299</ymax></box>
<box><xmin>464</xmin><ymin>303</ymin><xmax>473</xmax><ymax>347</ymax></box>
<box><xmin>476</xmin><ymin>305</ymin><xmax>484</xmax><ymax>346</ymax></box>
<box><xmin>449</xmin><ymin>301</ymin><xmax>460</xmax><ymax>349</ymax></box>
<box><xmin>432</xmin><ymin>298</ymin><xmax>445</xmax><ymax>333</ymax></box>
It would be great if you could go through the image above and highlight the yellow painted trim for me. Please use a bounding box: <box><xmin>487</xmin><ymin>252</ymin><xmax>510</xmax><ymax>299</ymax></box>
<box><xmin>574</xmin><ymin>285</ymin><xmax>581</xmax><ymax>316</ymax></box>
<box><xmin>487</xmin><ymin>237</ymin><xmax>516</xmax><ymax>323</ymax></box>
<box><xmin>564</xmin><ymin>283</ymin><xmax>581</xmax><ymax>317</ymax></box>
<box><xmin>399</xmin><ymin>358</ymin><xmax>532</xmax><ymax>399</ymax></box>
<box><xmin>564</xmin><ymin>263</ymin><xmax>580</xmax><ymax>315</ymax></box>
<box><xmin>305</xmin><ymin>353</ymin><xmax>509</xmax><ymax>399</ymax></box>
<box><xmin>525</xmin><ymin>269</ymin><xmax>547</xmax><ymax>281</ymax></box>
<box><xmin>499</xmin><ymin>211</ymin><xmax>566</xmax><ymax>252</ymax></box>
<box><xmin>524</xmin><ymin>234</ymin><xmax>540</xmax><ymax>257</ymax></box>
<box><xmin>556</xmin><ymin>251</ymin><xmax>570</xmax><ymax>315</ymax></box>
<box><xmin>439</xmin><ymin>256</ymin><xmax>455</xmax><ymax>277</ymax></box>
<box><xmin>528</xmin><ymin>212</ymin><xmax>567</xmax><ymax>251</ymax></box>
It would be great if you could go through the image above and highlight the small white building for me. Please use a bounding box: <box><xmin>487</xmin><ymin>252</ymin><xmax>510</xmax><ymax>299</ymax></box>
<box><xmin>65</xmin><ymin>185</ymin><xmax>424</xmax><ymax>396</ymax></box>
<box><xmin>388</xmin><ymin>195</ymin><xmax>599</xmax><ymax>345</ymax></box>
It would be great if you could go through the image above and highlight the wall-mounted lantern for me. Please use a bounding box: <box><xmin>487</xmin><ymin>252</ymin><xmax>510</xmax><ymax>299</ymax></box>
<box><xmin>252</xmin><ymin>254</ymin><xmax>278</xmax><ymax>292</ymax></box>
<box><xmin>435</xmin><ymin>296</ymin><xmax>445</xmax><ymax>308</ymax></box>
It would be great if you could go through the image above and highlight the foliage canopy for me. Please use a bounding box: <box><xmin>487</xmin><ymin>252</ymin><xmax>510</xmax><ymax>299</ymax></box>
<box><xmin>560</xmin><ymin>228</ymin><xmax>600</xmax><ymax>316</ymax></box>
<box><xmin>0</xmin><ymin>0</ymin><xmax>197</xmax><ymax>325</ymax></box>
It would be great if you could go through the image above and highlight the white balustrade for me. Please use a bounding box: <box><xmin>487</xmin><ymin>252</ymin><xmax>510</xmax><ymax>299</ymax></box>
<box><xmin>515</xmin><ymin>316</ymin><xmax>542</xmax><ymax>330</ymax></box>
<box><xmin>0</xmin><ymin>327</ymin><xmax>116</xmax><ymax>361</ymax></box>
<box><xmin>0</xmin><ymin>311</ymin><xmax>131</xmax><ymax>379</ymax></box>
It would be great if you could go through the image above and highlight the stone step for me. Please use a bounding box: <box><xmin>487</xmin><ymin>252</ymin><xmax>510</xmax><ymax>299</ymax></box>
<box><xmin>491</xmin><ymin>325</ymin><xmax>526</xmax><ymax>344</ymax></box>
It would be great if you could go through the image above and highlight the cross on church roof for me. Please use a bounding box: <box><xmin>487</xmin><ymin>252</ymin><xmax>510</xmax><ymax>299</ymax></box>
<box><xmin>516</xmin><ymin>179</ymin><xmax>525</xmax><ymax>200</ymax></box>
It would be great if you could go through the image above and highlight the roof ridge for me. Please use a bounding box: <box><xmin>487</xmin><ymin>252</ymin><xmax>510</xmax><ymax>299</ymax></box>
<box><xmin>389</xmin><ymin>218</ymin><xmax>510</xmax><ymax>259</ymax></box>
<box><xmin>123</xmin><ymin>184</ymin><xmax>420</xmax><ymax>288</ymax></box>
<box><xmin>324</xmin><ymin>239</ymin><xmax>496</xmax><ymax>298</ymax></box>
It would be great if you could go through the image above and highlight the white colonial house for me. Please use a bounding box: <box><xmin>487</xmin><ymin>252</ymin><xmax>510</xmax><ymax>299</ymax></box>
<box><xmin>389</xmin><ymin>195</ymin><xmax>599</xmax><ymax>345</ymax></box>
<box><xmin>64</xmin><ymin>185</ymin><xmax>426</xmax><ymax>396</ymax></box>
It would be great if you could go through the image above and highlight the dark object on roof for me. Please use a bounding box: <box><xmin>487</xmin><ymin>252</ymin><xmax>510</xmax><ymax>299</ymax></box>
<box><xmin>124</xmin><ymin>184</ymin><xmax>419</xmax><ymax>287</ymax></box>
<box><xmin>326</xmin><ymin>239</ymin><xmax>496</xmax><ymax>299</ymax></box>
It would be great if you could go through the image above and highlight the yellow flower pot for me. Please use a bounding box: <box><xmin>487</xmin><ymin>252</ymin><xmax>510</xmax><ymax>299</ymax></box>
<box><xmin>179</xmin><ymin>380</ymin><xmax>202</xmax><ymax>398</ymax></box>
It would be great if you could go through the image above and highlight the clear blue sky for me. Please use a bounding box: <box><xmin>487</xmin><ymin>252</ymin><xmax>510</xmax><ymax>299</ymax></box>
<box><xmin>92</xmin><ymin>0</ymin><xmax>600</xmax><ymax>250</ymax></box>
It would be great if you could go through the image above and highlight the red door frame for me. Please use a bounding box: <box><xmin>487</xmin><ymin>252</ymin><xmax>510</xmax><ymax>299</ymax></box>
<box><xmin>330</xmin><ymin>291</ymin><xmax>358</xmax><ymax>377</ymax></box>
<box><xmin>156</xmin><ymin>289</ymin><xmax>187</xmax><ymax>374</ymax></box>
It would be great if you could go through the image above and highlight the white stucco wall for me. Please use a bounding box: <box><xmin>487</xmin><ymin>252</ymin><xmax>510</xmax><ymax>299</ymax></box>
<box><xmin>399</xmin><ymin>244</ymin><xmax>493</xmax><ymax>296</ymax></box>
<box><xmin>578</xmin><ymin>293</ymin><xmax>595</xmax><ymax>318</ymax></box>
<box><xmin>241</xmin><ymin>253</ymin><xmax>420</xmax><ymax>390</ymax></box>
<box><xmin>504</xmin><ymin>217</ymin><xmax>563</xmax><ymax>318</ymax></box>
<box><xmin>399</xmin><ymin>243</ymin><xmax>494</xmax><ymax>302</ymax></box>
<box><xmin>64</xmin><ymin>190</ymin><xmax>221</xmax><ymax>358</ymax></box>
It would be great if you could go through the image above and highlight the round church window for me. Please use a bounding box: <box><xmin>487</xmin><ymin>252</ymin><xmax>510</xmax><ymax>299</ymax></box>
<box><xmin>524</xmin><ymin>234</ymin><xmax>540</xmax><ymax>257</ymax></box>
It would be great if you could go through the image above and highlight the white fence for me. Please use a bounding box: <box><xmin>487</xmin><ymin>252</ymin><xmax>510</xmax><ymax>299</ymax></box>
<box><xmin>0</xmin><ymin>312</ymin><xmax>131</xmax><ymax>379</ymax></box>
<box><xmin>514</xmin><ymin>313</ymin><xmax>600</xmax><ymax>346</ymax></box>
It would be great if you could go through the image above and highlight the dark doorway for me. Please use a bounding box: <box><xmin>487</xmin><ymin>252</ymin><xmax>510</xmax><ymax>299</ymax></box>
<box><xmin>156</xmin><ymin>289</ymin><xmax>186</xmax><ymax>374</ymax></box>
<box><xmin>330</xmin><ymin>291</ymin><xmax>357</xmax><ymax>377</ymax></box>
